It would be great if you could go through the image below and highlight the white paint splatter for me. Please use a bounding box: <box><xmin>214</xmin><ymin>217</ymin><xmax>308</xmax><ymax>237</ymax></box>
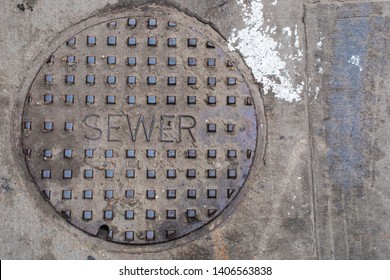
<box><xmin>314</xmin><ymin>86</ymin><xmax>320</xmax><ymax>99</ymax></box>
<box><xmin>316</xmin><ymin>36</ymin><xmax>325</xmax><ymax>50</ymax></box>
<box><xmin>272</xmin><ymin>0</ymin><xmax>278</xmax><ymax>5</ymax></box>
<box><xmin>316</xmin><ymin>58</ymin><xmax>324</xmax><ymax>74</ymax></box>
<box><xmin>348</xmin><ymin>55</ymin><xmax>363</xmax><ymax>71</ymax></box>
<box><xmin>228</xmin><ymin>0</ymin><xmax>303</xmax><ymax>102</ymax></box>
<box><xmin>294</xmin><ymin>25</ymin><xmax>303</xmax><ymax>57</ymax></box>
<box><xmin>282</xmin><ymin>27</ymin><xmax>292</xmax><ymax>38</ymax></box>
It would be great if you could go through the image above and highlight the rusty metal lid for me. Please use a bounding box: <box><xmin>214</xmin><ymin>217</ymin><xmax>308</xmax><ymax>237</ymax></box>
<box><xmin>21</xmin><ymin>9</ymin><xmax>259</xmax><ymax>244</ymax></box>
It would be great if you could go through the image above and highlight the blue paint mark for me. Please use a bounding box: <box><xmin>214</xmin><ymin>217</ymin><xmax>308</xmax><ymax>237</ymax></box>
<box><xmin>325</xmin><ymin>5</ymin><xmax>373</xmax><ymax>192</ymax></box>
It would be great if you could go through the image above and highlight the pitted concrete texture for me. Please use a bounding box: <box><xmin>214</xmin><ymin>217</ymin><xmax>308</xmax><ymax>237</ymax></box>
<box><xmin>0</xmin><ymin>0</ymin><xmax>389</xmax><ymax>259</ymax></box>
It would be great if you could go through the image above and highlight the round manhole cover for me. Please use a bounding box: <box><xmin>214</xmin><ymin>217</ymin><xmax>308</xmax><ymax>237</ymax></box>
<box><xmin>21</xmin><ymin>7</ymin><xmax>260</xmax><ymax>244</ymax></box>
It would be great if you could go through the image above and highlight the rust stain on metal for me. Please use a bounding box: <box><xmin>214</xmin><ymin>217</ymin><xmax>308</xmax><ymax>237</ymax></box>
<box><xmin>21</xmin><ymin>9</ymin><xmax>258</xmax><ymax>244</ymax></box>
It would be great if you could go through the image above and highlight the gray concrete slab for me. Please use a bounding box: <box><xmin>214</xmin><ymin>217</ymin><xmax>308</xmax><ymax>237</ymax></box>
<box><xmin>0</xmin><ymin>0</ymin><xmax>388</xmax><ymax>259</ymax></box>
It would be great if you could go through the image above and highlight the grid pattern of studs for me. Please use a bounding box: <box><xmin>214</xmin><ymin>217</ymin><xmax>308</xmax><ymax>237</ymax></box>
<box><xmin>21</xmin><ymin>15</ymin><xmax>257</xmax><ymax>244</ymax></box>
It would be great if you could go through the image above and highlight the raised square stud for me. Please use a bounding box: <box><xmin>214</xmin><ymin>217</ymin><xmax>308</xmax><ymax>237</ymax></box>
<box><xmin>65</xmin><ymin>75</ymin><xmax>75</xmax><ymax>84</ymax></box>
<box><xmin>146</xmin><ymin>149</ymin><xmax>156</xmax><ymax>158</ymax></box>
<box><xmin>146</xmin><ymin>210</ymin><xmax>156</xmax><ymax>219</ymax></box>
<box><xmin>207</xmin><ymin>169</ymin><xmax>217</xmax><ymax>178</ymax></box>
<box><xmin>207</xmin><ymin>123</ymin><xmax>217</xmax><ymax>133</ymax></box>
<box><xmin>146</xmin><ymin>170</ymin><xmax>156</xmax><ymax>179</ymax></box>
<box><xmin>188</xmin><ymin>38</ymin><xmax>197</xmax><ymax>47</ymax></box>
<box><xmin>87</xmin><ymin>56</ymin><xmax>96</xmax><ymax>65</ymax></box>
<box><xmin>125</xmin><ymin>231</ymin><xmax>134</xmax><ymax>241</ymax></box>
<box><xmin>87</xmin><ymin>36</ymin><xmax>96</xmax><ymax>46</ymax></box>
<box><xmin>104</xmin><ymin>210</ymin><xmax>113</xmax><ymax>220</ymax></box>
<box><xmin>167</xmin><ymin>77</ymin><xmax>176</xmax><ymax>86</ymax></box>
<box><xmin>167</xmin><ymin>189</ymin><xmax>176</xmax><ymax>199</ymax></box>
<box><xmin>126</xmin><ymin>149</ymin><xmax>135</xmax><ymax>158</ymax></box>
<box><xmin>227</xmin><ymin>169</ymin><xmax>237</xmax><ymax>179</ymax></box>
<box><xmin>107</xmin><ymin>36</ymin><xmax>116</xmax><ymax>46</ymax></box>
<box><xmin>62</xmin><ymin>210</ymin><xmax>71</xmax><ymax>219</ymax></box>
<box><xmin>127</xmin><ymin>18</ymin><xmax>137</xmax><ymax>27</ymax></box>
<box><xmin>166</xmin><ymin>96</ymin><xmax>176</xmax><ymax>105</ymax></box>
<box><xmin>127</xmin><ymin>37</ymin><xmax>136</xmax><ymax>46</ymax></box>
<box><xmin>105</xmin><ymin>169</ymin><xmax>114</xmax><ymax>178</ymax></box>
<box><xmin>125</xmin><ymin>210</ymin><xmax>134</xmax><ymax>220</ymax></box>
<box><xmin>41</xmin><ymin>169</ymin><xmax>51</xmax><ymax>179</ymax></box>
<box><xmin>207</xmin><ymin>149</ymin><xmax>217</xmax><ymax>158</ymax></box>
<box><xmin>86</xmin><ymin>95</ymin><xmax>95</xmax><ymax>105</ymax></box>
<box><xmin>127</xmin><ymin>96</ymin><xmax>136</xmax><ymax>104</ymax></box>
<box><xmin>227</xmin><ymin>77</ymin><xmax>237</xmax><ymax>85</ymax></box>
<box><xmin>187</xmin><ymin>77</ymin><xmax>197</xmax><ymax>85</ymax></box>
<box><xmin>187</xmin><ymin>149</ymin><xmax>197</xmax><ymax>158</ymax></box>
<box><xmin>64</xmin><ymin>122</ymin><xmax>74</xmax><ymax>131</ymax></box>
<box><xmin>43</xmin><ymin>149</ymin><xmax>52</xmax><ymax>158</ymax></box>
<box><xmin>45</xmin><ymin>74</ymin><xmax>53</xmax><ymax>84</ymax></box>
<box><xmin>46</xmin><ymin>55</ymin><xmax>55</xmax><ymax>64</ymax></box>
<box><xmin>148</xmin><ymin>57</ymin><xmax>157</xmax><ymax>65</ymax></box>
<box><xmin>166</xmin><ymin>210</ymin><xmax>176</xmax><ymax>219</ymax></box>
<box><xmin>147</xmin><ymin>76</ymin><xmax>157</xmax><ymax>85</ymax></box>
<box><xmin>167</xmin><ymin>149</ymin><xmax>176</xmax><ymax>158</ymax></box>
<box><xmin>83</xmin><ymin>210</ymin><xmax>93</xmax><ymax>220</ymax></box>
<box><xmin>166</xmin><ymin>169</ymin><xmax>176</xmax><ymax>179</ymax></box>
<box><xmin>84</xmin><ymin>169</ymin><xmax>93</xmax><ymax>178</ymax></box>
<box><xmin>126</xmin><ymin>169</ymin><xmax>135</xmax><ymax>178</ymax></box>
<box><xmin>105</xmin><ymin>149</ymin><xmax>113</xmax><ymax>158</ymax></box>
<box><xmin>168</xmin><ymin>57</ymin><xmax>176</xmax><ymax>66</ymax></box>
<box><xmin>207</xmin><ymin>58</ymin><xmax>216</xmax><ymax>67</ymax></box>
<box><xmin>127</xmin><ymin>57</ymin><xmax>136</xmax><ymax>66</ymax></box>
<box><xmin>127</xmin><ymin>76</ymin><xmax>136</xmax><ymax>85</ymax></box>
<box><xmin>67</xmin><ymin>37</ymin><xmax>76</xmax><ymax>46</ymax></box>
<box><xmin>186</xmin><ymin>169</ymin><xmax>196</xmax><ymax>178</ymax></box>
<box><xmin>65</xmin><ymin>95</ymin><xmax>74</xmax><ymax>103</ymax></box>
<box><xmin>107</xmin><ymin>75</ymin><xmax>116</xmax><ymax>84</ymax></box>
<box><xmin>227</xmin><ymin>96</ymin><xmax>236</xmax><ymax>105</ymax></box>
<box><xmin>86</xmin><ymin>75</ymin><xmax>95</xmax><ymax>85</ymax></box>
<box><xmin>167</xmin><ymin>38</ymin><xmax>176</xmax><ymax>47</ymax></box>
<box><xmin>63</xmin><ymin>169</ymin><xmax>72</xmax><ymax>179</ymax></box>
<box><xmin>44</xmin><ymin>122</ymin><xmax>53</xmax><ymax>131</ymax></box>
<box><xmin>147</xmin><ymin>96</ymin><xmax>157</xmax><ymax>105</ymax></box>
<box><xmin>107</xmin><ymin>21</ymin><xmax>117</xmax><ymax>28</ymax></box>
<box><xmin>125</xmin><ymin>190</ymin><xmax>134</xmax><ymax>198</ymax></box>
<box><xmin>107</xmin><ymin>56</ymin><xmax>116</xmax><ymax>65</ymax></box>
<box><xmin>227</xmin><ymin>124</ymin><xmax>235</xmax><ymax>133</ymax></box>
<box><xmin>63</xmin><ymin>149</ymin><xmax>73</xmax><ymax>158</ymax></box>
<box><xmin>245</xmin><ymin>97</ymin><xmax>253</xmax><ymax>106</ymax></box>
<box><xmin>106</xmin><ymin>95</ymin><xmax>116</xmax><ymax>104</ymax></box>
<box><xmin>105</xmin><ymin>190</ymin><xmax>114</xmax><ymax>199</ymax></box>
<box><xmin>207</xmin><ymin>189</ymin><xmax>217</xmax><ymax>198</ymax></box>
<box><xmin>187</xmin><ymin>189</ymin><xmax>197</xmax><ymax>198</ymax></box>
<box><xmin>208</xmin><ymin>77</ymin><xmax>217</xmax><ymax>86</ymax></box>
<box><xmin>228</xmin><ymin>150</ymin><xmax>237</xmax><ymax>158</ymax></box>
<box><xmin>148</xmin><ymin>18</ymin><xmax>157</xmax><ymax>28</ymax></box>
<box><xmin>44</xmin><ymin>94</ymin><xmax>53</xmax><ymax>104</ymax></box>
<box><xmin>187</xmin><ymin>209</ymin><xmax>196</xmax><ymax>218</ymax></box>
<box><xmin>146</xmin><ymin>190</ymin><xmax>156</xmax><ymax>199</ymax></box>
<box><xmin>148</xmin><ymin>37</ymin><xmax>157</xmax><ymax>47</ymax></box>
<box><xmin>42</xmin><ymin>190</ymin><xmax>51</xmax><ymax>199</ymax></box>
<box><xmin>83</xmin><ymin>190</ymin><xmax>93</xmax><ymax>199</ymax></box>
<box><xmin>187</xmin><ymin>96</ymin><xmax>196</xmax><ymax>104</ymax></box>
<box><xmin>188</xmin><ymin>57</ymin><xmax>196</xmax><ymax>66</ymax></box>
<box><xmin>67</xmin><ymin>56</ymin><xmax>75</xmax><ymax>64</ymax></box>
<box><xmin>206</xmin><ymin>41</ymin><xmax>216</xmax><ymax>48</ymax></box>
<box><xmin>146</xmin><ymin>230</ymin><xmax>155</xmax><ymax>241</ymax></box>
<box><xmin>207</xmin><ymin>96</ymin><xmax>216</xmax><ymax>105</ymax></box>
<box><xmin>85</xmin><ymin>149</ymin><xmax>94</xmax><ymax>158</ymax></box>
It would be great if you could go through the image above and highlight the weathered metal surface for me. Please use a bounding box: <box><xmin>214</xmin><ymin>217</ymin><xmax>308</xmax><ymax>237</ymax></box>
<box><xmin>21</xmin><ymin>11</ymin><xmax>258</xmax><ymax>244</ymax></box>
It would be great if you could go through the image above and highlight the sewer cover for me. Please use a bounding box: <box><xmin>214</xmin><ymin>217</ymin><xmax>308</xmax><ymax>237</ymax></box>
<box><xmin>21</xmin><ymin>9</ymin><xmax>258</xmax><ymax>244</ymax></box>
